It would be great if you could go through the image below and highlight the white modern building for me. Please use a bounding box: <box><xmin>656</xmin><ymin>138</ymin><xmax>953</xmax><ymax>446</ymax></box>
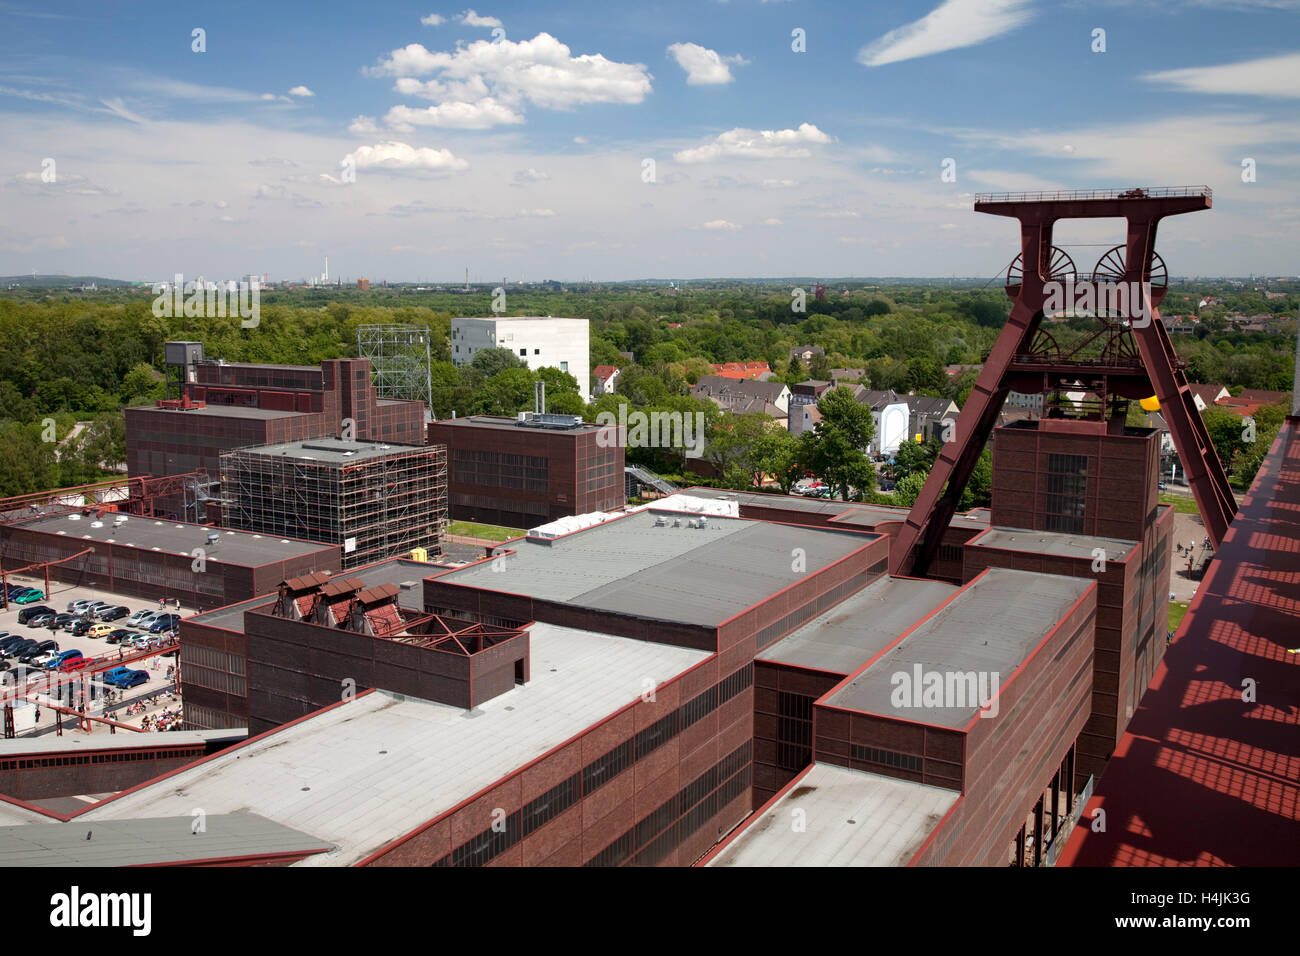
<box><xmin>451</xmin><ymin>316</ymin><xmax>591</xmax><ymax>401</ymax></box>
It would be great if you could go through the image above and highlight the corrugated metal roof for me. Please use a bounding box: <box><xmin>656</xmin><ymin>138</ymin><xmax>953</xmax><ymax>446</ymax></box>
<box><xmin>825</xmin><ymin>568</ymin><xmax>1092</xmax><ymax>728</ymax></box>
<box><xmin>443</xmin><ymin>514</ymin><xmax>875</xmax><ymax>627</ymax></box>
<box><xmin>0</xmin><ymin>814</ymin><xmax>333</xmax><ymax>866</ymax></box>
<box><xmin>707</xmin><ymin>763</ymin><xmax>957</xmax><ymax>867</ymax></box>
<box><xmin>83</xmin><ymin>623</ymin><xmax>710</xmax><ymax>866</ymax></box>
<box><xmin>758</xmin><ymin>576</ymin><xmax>959</xmax><ymax>674</ymax></box>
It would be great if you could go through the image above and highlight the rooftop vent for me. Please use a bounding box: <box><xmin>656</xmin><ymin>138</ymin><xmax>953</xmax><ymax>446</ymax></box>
<box><xmin>206</xmin><ymin>532</ymin><xmax>220</xmax><ymax>546</ymax></box>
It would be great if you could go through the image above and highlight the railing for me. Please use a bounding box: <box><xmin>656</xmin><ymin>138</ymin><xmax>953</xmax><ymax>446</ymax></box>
<box><xmin>974</xmin><ymin>186</ymin><xmax>1212</xmax><ymax>204</ymax></box>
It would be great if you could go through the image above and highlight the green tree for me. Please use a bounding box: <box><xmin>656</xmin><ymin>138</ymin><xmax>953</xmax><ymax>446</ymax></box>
<box><xmin>892</xmin><ymin>472</ymin><xmax>928</xmax><ymax>507</ymax></box>
<box><xmin>751</xmin><ymin>429</ymin><xmax>805</xmax><ymax>493</ymax></box>
<box><xmin>470</xmin><ymin>347</ymin><xmax>525</xmax><ymax>378</ymax></box>
<box><xmin>808</xmin><ymin>387</ymin><xmax>877</xmax><ymax>500</ymax></box>
<box><xmin>703</xmin><ymin>412</ymin><xmax>770</xmax><ymax>482</ymax></box>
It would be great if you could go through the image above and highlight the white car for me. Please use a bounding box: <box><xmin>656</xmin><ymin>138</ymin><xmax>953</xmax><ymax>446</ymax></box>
<box><xmin>29</xmin><ymin>653</ymin><xmax>58</xmax><ymax>668</ymax></box>
<box><xmin>128</xmin><ymin>610</ymin><xmax>159</xmax><ymax>628</ymax></box>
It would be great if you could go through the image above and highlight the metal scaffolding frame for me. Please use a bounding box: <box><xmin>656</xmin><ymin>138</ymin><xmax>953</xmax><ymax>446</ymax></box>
<box><xmin>357</xmin><ymin>324</ymin><xmax>434</xmax><ymax>416</ymax></box>
<box><xmin>221</xmin><ymin>445</ymin><xmax>447</xmax><ymax>570</ymax></box>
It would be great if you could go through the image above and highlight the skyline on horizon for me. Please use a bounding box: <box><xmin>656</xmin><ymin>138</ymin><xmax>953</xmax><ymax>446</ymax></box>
<box><xmin>3</xmin><ymin>0</ymin><xmax>1299</xmax><ymax>282</ymax></box>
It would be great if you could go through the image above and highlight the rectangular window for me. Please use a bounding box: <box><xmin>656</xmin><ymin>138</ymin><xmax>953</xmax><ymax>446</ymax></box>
<box><xmin>1045</xmin><ymin>452</ymin><xmax>1088</xmax><ymax>534</ymax></box>
<box><xmin>520</xmin><ymin>349</ymin><xmax>527</xmax><ymax>356</ymax></box>
<box><xmin>560</xmin><ymin>361</ymin><xmax>568</xmax><ymax>371</ymax></box>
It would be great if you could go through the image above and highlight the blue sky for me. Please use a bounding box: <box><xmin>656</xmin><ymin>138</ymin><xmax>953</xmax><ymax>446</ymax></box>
<box><xmin>2</xmin><ymin>0</ymin><xmax>1298</xmax><ymax>281</ymax></box>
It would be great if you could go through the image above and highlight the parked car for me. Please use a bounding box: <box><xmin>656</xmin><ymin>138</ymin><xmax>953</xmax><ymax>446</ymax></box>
<box><xmin>97</xmin><ymin>606</ymin><xmax>130</xmax><ymax>622</ymax></box>
<box><xmin>20</xmin><ymin>640</ymin><xmax>58</xmax><ymax>663</ymax></box>
<box><xmin>125</xmin><ymin>609</ymin><xmax>157</xmax><ymax>628</ymax></box>
<box><xmin>17</xmin><ymin>605</ymin><xmax>55</xmax><ymax>625</ymax></box>
<box><xmin>13</xmin><ymin>588</ymin><xmax>45</xmax><ymax>604</ymax></box>
<box><xmin>68</xmin><ymin>618</ymin><xmax>95</xmax><ymax>636</ymax></box>
<box><xmin>100</xmin><ymin>666</ymin><xmax>132</xmax><ymax>684</ymax></box>
<box><xmin>0</xmin><ymin>636</ymin><xmax>28</xmax><ymax>654</ymax></box>
<box><xmin>66</xmin><ymin>599</ymin><xmax>98</xmax><ymax>614</ymax></box>
<box><xmin>87</xmin><ymin>623</ymin><xmax>114</xmax><ymax>638</ymax></box>
<box><xmin>5</xmin><ymin>639</ymin><xmax>38</xmax><ymax>659</ymax></box>
<box><xmin>46</xmin><ymin>649</ymin><xmax>82</xmax><ymax>669</ymax></box>
<box><xmin>148</xmin><ymin>614</ymin><xmax>180</xmax><ymax>634</ymax></box>
<box><xmin>57</xmin><ymin>654</ymin><xmax>88</xmax><ymax>673</ymax></box>
<box><xmin>111</xmin><ymin>669</ymin><xmax>149</xmax><ymax>689</ymax></box>
<box><xmin>51</xmin><ymin>613</ymin><xmax>80</xmax><ymax>631</ymax></box>
<box><xmin>105</xmin><ymin>629</ymin><xmax>135</xmax><ymax>645</ymax></box>
<box><xmin>26</xmin><ymin>614</ymin><xmax>56</xmax><ymax>629</ymax></box>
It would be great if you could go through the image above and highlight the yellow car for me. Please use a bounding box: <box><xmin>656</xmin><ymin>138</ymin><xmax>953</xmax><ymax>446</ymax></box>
<box><xmin>88</xmin><ymin>623</ymin><xmax>114</xmax><ymax>638</ymax></box>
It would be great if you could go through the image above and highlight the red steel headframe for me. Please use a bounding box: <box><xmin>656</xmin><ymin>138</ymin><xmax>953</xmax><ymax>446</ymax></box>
<box><xmin>891</xmin><ymin>187</ymin><xmax>1237</xmax><ymax>579</ymax></box>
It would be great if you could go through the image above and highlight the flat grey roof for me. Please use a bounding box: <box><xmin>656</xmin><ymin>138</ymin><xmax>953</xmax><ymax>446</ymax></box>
<box><xmin>707</xmin><ymin>763</ymin><xmax>958</xmax><ymax>867</ymax></box>
<box><xmin>187</xmin><ymin>558</ymin><xmax>434</xmax><ymax>633</ymax></box>
<box><xmin>0</xmin><ymin>730</ymin><xmax>214</xmax><ymax>757</ymax></box>
<box><xmin>970</xmin><ymin>526</ymin><xmax>1137</xmax><ymax>562</ymax></box>
<box><xmin>832</xmin><ymin>507</ymin><xmax>989</xmax><ymax>531</ymax></box>
<box><xmin>432</xmin><ymin>415</ymin><xmax>604</xmax><ymax>436</ymax></box>
<box><xmin>129</xmin><ymin>404</ymin><xmax>303</xmax><ymax>420</ymax></box>
<box><xmin>13</xmin><ymin>512</ymin><xmax>337</xmax><ymax>566</ymax></box>
<box><xmin>758</xmin><ymin>576</ymin><xmax>959</xmax><ymax>674</ymax></box>
<box><xmin>825</xmin><ymin>568</ymin><xmax>1092</xmax><ymax>728</ymax></box>
<box><xmin>83</xmin><ymin>623</ymin><xmax>710</xmax><ymax>866</ymax></box>
<box><xmin>0</xmin><ymin>798</ymin><xmax>55</xmax><ymax>826</ymax></box>
<box><xmin>683</xmin><ymin>487</ymin><xmax>862</xmax><ymax>518</ymax></box>
<box><xmin>438</xmin><ymin>512</ymin><xmax>876</xmax><ymax>627</ymax></box>
<box><xmin>231</xmin><ymin>437</ymin><xmax>428</xmax><ymax>464</ymax></box>
<box><xmin>0</xmin><ymin>814</ymin><xmax>333</xmax><ymax>866</ymax></box>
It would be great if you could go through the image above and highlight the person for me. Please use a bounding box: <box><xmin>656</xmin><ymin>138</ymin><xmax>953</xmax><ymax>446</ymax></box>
<box><xmin>1203</xmin><ymin>535</ymin><xmax>1211</xmax><ymax>549</ymax></box>
<box><xmin>159</xmin><ymin>596</ymin><xmax>166</xmax><ymax>611</ymax></box>
<box><xmin>33</xmin><ymin>705</ymin><xmax>39</xmax><ymax>723</ymax></box>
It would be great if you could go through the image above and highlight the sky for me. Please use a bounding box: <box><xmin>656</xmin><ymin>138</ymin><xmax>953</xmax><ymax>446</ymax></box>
<box><xmin>1</xmin><ymin>0</ymin><xmax>1298</xmax><ymax>282</ymax></box>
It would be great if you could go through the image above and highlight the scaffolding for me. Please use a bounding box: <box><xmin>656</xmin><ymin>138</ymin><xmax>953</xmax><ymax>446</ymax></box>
<box><xmin>221</xmin><ymin>442</ymin><xmax>447</xmax><ymax>570</ymax></box>
<box><xmin>357</xmin><ymin>324</ymin><xmax>434</xmax><ymax>417</ymax></box>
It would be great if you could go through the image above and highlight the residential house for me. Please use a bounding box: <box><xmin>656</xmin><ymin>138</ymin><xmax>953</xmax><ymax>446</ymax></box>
<box><xmin>691</xmin><ymin>375</ymin><xmax>791</xmax><ymax>416</ymax></box>
<box><xmin>592</xmin><ymin>365</ymin><xmax>620</xmax><ymax>397</ymax></box>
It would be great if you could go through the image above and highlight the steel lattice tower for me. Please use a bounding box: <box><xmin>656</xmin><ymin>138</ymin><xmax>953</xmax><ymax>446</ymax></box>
<box><xmin>892</xmin><ymin>186</ymin><xmax>1237</xmax><ymax>579</ymax></box>
<box><xmin>356</xmin><ymin>324</ymin><xmax>434</xmax><ymax>417</ymax></box>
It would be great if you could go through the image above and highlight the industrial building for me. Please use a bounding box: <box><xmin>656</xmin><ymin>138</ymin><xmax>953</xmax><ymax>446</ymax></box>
<box><xmin>126</xmin><ymin>344</ymin><xmax>425</xmax><ymax>487</ymax></box>
<box><xmin>428</xmin><ymin>414</ymin><xmax>624</xmax><ymax>529</ymax></box>
<box><xmin>221</xmin><ymin>438</ymin><xmax>446</xmax><ymax>571</ymax></box>
<box><xmin>2</xmin><ymin>188</ymin><xmax>1294</xmax><ymax>869</ymax></box>
<box><xmin>0</xmin><ymin>509</ymin><xmax>340</xmax><ymax>611</ymax></box>
<box><xmin>450</xmin><ymin>316</ymin><xmax>591</xmax><ymax>401</ymax></box>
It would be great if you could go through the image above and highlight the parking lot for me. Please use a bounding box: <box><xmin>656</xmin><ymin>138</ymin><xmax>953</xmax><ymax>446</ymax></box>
<box><xmin>1</xmin><ymin>575</ymin><xmax>182</xmax><ymax>736</ymax></box>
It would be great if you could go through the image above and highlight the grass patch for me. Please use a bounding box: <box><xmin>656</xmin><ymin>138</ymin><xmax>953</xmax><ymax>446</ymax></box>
<box><xmin>1158</xmin><ymin>493</ymin><xmax>1201</xmax><ymax>515</ymax></box>
<box><xmin>447</xmin><ymin>520</ymin><xmax>525</xmax><ymax>541</ymax></box>
<box><xmin>1168</xmin><ymin>601</ymin><xmax>1189</xmax><ymax>635</ymax></box>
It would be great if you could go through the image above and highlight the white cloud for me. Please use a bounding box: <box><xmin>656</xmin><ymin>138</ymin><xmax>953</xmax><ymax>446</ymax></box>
<box><xmin>858</xmin><ymin>0</ymin><xmax>1033</xmax><ymax>67</ymax></box>
<box><xmin>573</xmin><ymin>135</ymin><xmax>589</xmax><ymax>144</ymax></box>
<box><xmin>384</xmin><ymin>98</ymin><xmax>523</xmax><ymax>130</ymax></box>
<box><xmin>342</xmin><ymin>141</ymin><xmax>469</xmax><ymax>172</ymax></box>
<box><xmin>348</xmin><ymin>115</ymin><xmax>380</xmax><ymax>135</ymax></box>
<box><xmin>512</xmin><ymin>167</ymin><xmax>550</xmax><ymax>183</ymax></box>
<box><xmin>667</xmin><ymin>42</ymin><xmax>747</xmax><ymax>85</ymax></box>
<box><xmin>421</xmin><ymin>13</ymin><xmax>445</xmax><ymax>25</ymax></box>
<box><xmin>514</xmin><ymin>208</ymin><xmax>555</xmax><ymax>217</ymax></box>
<box><xmin>288</xmin><ymin>85</ymin><xmax>314</xmax><ymax>97</ymax></box>
<box><xmin>1142</xmin><ymin>52</ymin><xmax>1300</xmax><ymax>99</ymax></box>
<box><xmin>99</xmin><ymin>97</ymin><xmax>147</xmax><ymax>124</ymax></box>
<box><xmin>260</xmin><ymin>93</ymin><xmax>276</xmax><ymax>101</ymax></box>
<box><xmin>459</xmin><ymin>9</ymin><xmax>502</xmax><ymax>28</ymax></box>
<box><xmin>370</xmin><ymin>33</ymin><xmax>652</xmax><ymax>110</ymax></box>
<box><xmin>762</xmin><ymin>217</ymin><xmax>782</xmax><ymax>225</ymax></box>
<box><xmin>674</xmin><ymin>123</ymin><xmax>831</xmax><ymax>163</ymax></box>
<box><xmin>701</xmin><ymin>219</ymin><xmax>741</xmax><ymax>230</ymax></box>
